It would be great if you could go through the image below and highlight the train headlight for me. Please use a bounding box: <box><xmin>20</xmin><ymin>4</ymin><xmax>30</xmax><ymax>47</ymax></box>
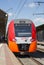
<box><xmin>30</xmin><ymin>38</ymin><xmax>35</xmax><ymax>42</ymax></box>
<box><xmin>12</xmin><ymin>39</ymin><xmax>16</xmax><ymax>42</ymax></box>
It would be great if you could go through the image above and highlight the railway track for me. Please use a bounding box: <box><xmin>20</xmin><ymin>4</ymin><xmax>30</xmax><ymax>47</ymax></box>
<box><xmin>30</xmin><ymin>57</ymin><xmax>43</xmax><ymax>65</ymax></box>
<box><xmin>37</xmin><ymin>43</ymin><xmax>44</xmax><ymax>52</ymax></box>
<box><xmin>17</xmin><ymin>56</ymin><xmax>43</xmax><ymax>65</ymax></box>
<box><xmin>37</xmin><ymin>47</ymin><xmax>44</xmax><ymax>52</ymax></box>
<box><xmin>37</xmin><ymin>42</ymin><xmax>44</xmax><ymax>45</ymax></box>
<box><xmin>29</xmin><ymin>51</ymin><xmax>44</xmax><ymax>65</ymax></box>
<box><xmin>15</xmin><ymin>50</ymin><xmax>44</xmax><ymax>65</ymax></box>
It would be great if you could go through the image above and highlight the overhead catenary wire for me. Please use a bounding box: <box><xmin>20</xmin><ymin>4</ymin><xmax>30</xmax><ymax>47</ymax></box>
<box><xmin>34</xmin><ymin>1</ymin><xmax>44</xmax><ymax>5</ymax></box>
<box><xmin>15</xmin><ymin>0</ymin><xmax>23</xmax><ymax>14</ymax></box>
<box><xmin>15</xmin><ymin>0</ymin><xmax>27</xmax><ymax>18</ymax></box>
<box><xmin>33</xmin><ymin>13</ymin><xmax>44</xmax><ymax>15</ymax></box>
<box><xmin>13</xmin><ymin>0</ymin><xmax>23</xmax><ymax>19</ymax></box>
<box><xmin>35</xmin><ymin>1</ymin><xmax>44</xmax><ymax>3</ymax></box>
<box><xmin>33</xmin><ymin>1</ymin><xmax>44</xmax><ymax>16</ymax></box>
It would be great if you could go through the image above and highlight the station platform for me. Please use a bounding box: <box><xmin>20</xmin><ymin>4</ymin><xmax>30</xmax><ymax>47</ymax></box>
<box><xmin>0</xmin><ymin>43</ymin><xmax>21</xmax><ymax>65</ymax></box>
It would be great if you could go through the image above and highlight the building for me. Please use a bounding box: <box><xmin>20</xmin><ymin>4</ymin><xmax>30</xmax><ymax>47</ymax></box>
<box><xmin>36</xmin><ymin>24</ymin><xmax>44</xmax><ymax>41</ymax></box>
<box><xmin>0</xmin><ymin>9</ymin><xmax>8</xmax><ymax>41</ymax></box>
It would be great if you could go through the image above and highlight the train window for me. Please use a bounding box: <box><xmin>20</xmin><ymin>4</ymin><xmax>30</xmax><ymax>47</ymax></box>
<box><xmin>14</xmin><ymin>23</ymin><xmax>31</xmax><ymax>37</ymax></box>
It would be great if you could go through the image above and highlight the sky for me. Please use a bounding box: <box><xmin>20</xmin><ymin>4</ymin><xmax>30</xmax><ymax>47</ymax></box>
<box><xmin>0</xmin><ymin>0</ymin><xmax>44</xmax><ymax>26</ymax></box>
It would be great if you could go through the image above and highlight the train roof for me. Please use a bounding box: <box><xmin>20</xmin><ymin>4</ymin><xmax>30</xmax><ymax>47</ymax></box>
<box><xmin>14</xmin><ymin>19</ymin><xmax>32</xmax><ymax>24</ymax></box>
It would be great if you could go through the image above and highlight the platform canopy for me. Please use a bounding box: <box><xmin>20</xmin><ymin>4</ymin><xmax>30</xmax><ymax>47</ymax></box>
<box><xmin>36</xmin><ymin>24</ymin><xmax>44</xmax><ymax>32</ymax></box>
<box><xmin>0</xmin><ymin>9</ymin><xmax>8</xmax><ymax>22</ymax></box>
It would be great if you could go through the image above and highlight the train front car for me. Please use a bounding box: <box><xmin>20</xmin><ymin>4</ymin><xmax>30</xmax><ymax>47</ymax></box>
<box><xmin>8</xmin><ymin>19</ymin><xmax>37</xmax><ymax>53</ymax></box>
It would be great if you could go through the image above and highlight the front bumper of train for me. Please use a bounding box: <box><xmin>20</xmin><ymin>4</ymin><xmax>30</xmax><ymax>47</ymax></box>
<box><xmin>8</xmin><ymin>40</ymin><xmax>37</xmax><ymax>52</ymax></box>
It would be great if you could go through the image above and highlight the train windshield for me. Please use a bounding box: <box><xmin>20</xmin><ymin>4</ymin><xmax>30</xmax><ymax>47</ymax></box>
<box><xmin>15</xmin><ymin>23</ymin><xmax>31</xmax><ymax>37</ymax></box>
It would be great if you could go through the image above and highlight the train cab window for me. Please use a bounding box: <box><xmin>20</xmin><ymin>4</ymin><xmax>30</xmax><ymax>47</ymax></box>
<box><xmin>14</xmin><ymin>23</ymin><xmax>31</xmax><ymax>37</ymax></box>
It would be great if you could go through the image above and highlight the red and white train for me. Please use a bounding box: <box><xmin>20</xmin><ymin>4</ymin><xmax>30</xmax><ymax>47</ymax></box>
<box><xmin>7</xmin><ymin>19</ymin><xmax>37</xmax><ymax>53</ymax></box>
